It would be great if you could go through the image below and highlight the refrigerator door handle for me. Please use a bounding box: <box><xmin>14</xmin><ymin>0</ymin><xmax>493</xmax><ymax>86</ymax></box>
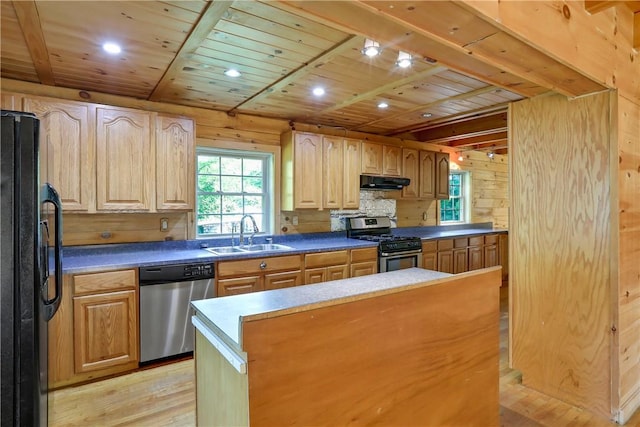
<box><xmin>41</xmin><ymin>183</ymin><xmax>62</xmax><ymax>321</ymax></box>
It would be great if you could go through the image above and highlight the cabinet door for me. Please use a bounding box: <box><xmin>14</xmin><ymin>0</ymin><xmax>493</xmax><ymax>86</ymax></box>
<box><xmin>469</xmin><ymin>246</ymin><xmax>484</xmax><ymax>271</ymax></box>
<box><xmin>294</xmin><ymin>132</ymin><xmax>323</xmax><ymax>209</ymax></box>
<box><xmin>383</xmin><ymin>145</ymin><xmax>402</xmax><ymax>177</ymax></box>
<box><xmin>156</xmin><ymin>114</ymin><xmax>194</xmax><ymax>210</ymax></box>
<box><xmin>435</xmin><ymin>152</ymin><xmax>450</xmax><ymax>200</ymax></box>
<box><xmin>361</xmin><ymin>142</ymin><xmax>383</xmax><ymax>175</ymax></box>
<box><xmin>423</xmin><ymin>251</ymin><xmax>437</xmax><ymax>270</ymax></box>
<box><xmin>453</xmin><ymin>248</ymin><xmax>468</xmax><ymax>273</ymax></box>
<box><xmin>350</xmin><ymin>261</ymin><xmax>377</xmax><ymax>277</ymax></box>
<box><xmin>342</xmin><ymin>138</ymin><xmax>361</xmax><ymax>209</ymax></box>
<box><xmin>1</xmin><ymin>92</ymin><xmax>22</xmax><ymax>109</ymax></box>
<box><xmin>24</xmin><ymin>97</ymin><xmax>94</xmax><ymax>211</ymax></box>
<box><xmin>419</xmin><ymin>151</ymin><xmax>436</xmax><ymax>198</ymax></box>
<box><xmin>73</xmin><ymin>290</ymin><xmax>138</xmax><ymax>373</ymax></box>
<box><xmin>305</xmin><ymin>268</ymin><xmax>326</xmax><ymax>284</ymax></box>
<box><xmin>217</xmin><ymin>276</ymin><xmax>263</xmax><ymax>296</ymax></box>
<box><xmin>327</xmin><ymin>265</ymin><xmax>349</xmax><ymax>281</ymax></box>
<box><xmin>96</xmin><ymin>106</ymin><xmax>154</xmax><ymax>211</ymax></box>
<box><xmin>437</xmin><ymin>250</ymin><xmax>454</xmax><ymax>273</ymax></box>
<box><xmin>401</xmin><ymin>148</ymin><xmax>419</xmax><ymax>198</ymax></box>
<box><xmin>265</xmin><ymin>270</ymin><xmax>302</xmax><ymax>290</ymax></box>
<box><xmin>323</xmin><ymin>136</ymin><xmax>343</xmax><ymax>209</ymax></box>
<box><xmin>484</xmin><ymin>244</ymin><xmax>499</xmax><ymax>268</ymax></box>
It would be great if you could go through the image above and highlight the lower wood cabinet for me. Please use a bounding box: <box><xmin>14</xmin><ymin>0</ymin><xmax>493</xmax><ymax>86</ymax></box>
<box><xmin>427</xmin><ymin>233</ymin><xmax>505</xmax><ymax>276</ymax></box>
<box><xmin>49</xmin><ymin>268</ymin><xmax>139</xmax><ymax>389</ymax></box>
<box><xmin>349</xmin><ymin>247</ymin><xmax>378</xmax><ymax>277</ymax></box>
<box><xmin>216</xmin><ymin>254</ymin><xmax>303</xmax><ymax>296</ymax></box>
<box><xmin>304</xmin><ymin>250</ymin><xmax>349</xmax><ymax>284</ymax></box>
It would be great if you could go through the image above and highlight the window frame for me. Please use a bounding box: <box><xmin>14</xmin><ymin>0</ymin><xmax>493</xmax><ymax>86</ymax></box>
<box><xmin>438</xmin><ymin>170</ymin><xmax>471</xmax><ymax>225</ymax></box>
<box><xmin>195</xmin><ymin>146</ymin><xmax>274</xmax><ymax>239</ymax></box>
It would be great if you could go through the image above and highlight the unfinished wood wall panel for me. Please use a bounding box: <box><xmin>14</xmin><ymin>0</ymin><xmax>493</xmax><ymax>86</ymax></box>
<box><xmin>510</xmin><ymin>92</ymin><xmax>612</xmax><ymax>418</ymax></box>
<box><xmin>616</xmin><ymin>94</ymin><xmax>640</xmax><ymax>418</ymax></box>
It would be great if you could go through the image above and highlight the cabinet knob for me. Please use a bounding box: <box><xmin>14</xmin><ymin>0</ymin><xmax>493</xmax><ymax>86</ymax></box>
<box><xmin>260</xmin><ymin>261</ymin><xmax>267</xmax><ymax>270</ymax></box>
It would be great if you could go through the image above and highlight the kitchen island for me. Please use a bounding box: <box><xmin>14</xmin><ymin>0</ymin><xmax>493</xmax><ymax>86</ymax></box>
<box><xmin>191</xmin><ymin>266</ymin><xmax>502</xmax><ymax>426</ymax></box>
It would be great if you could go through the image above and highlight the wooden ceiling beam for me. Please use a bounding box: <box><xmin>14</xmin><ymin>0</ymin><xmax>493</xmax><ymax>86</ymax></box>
<box><xmin>149</xmin><ymin>1</ymin><xmax>233</xmax><ymax>102</ymax></box>
<box><xmin>438</xmin><ymin>131</ymin><xmax>508</xmax><ymax>148</ymax></box>
<box><xmin>12</xmin><ymin>1</ymin><xmax>55</xmax><ymax>86</ymax></box>
<box><xmin>585</xmin><ymin>2</ymin><xmax>640</xmax><ymax>49</ymax></box>
<box><xmin>414</xmin><ymin>111</ymin><xmax>508</xmax><ymax>142</ymax></box>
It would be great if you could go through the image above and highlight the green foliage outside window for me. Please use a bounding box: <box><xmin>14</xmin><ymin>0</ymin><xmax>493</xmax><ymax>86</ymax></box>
<box><xmin>440</xmin><ymin>172</ymin><xmax>466</xmax><ymax>223</ymax></box>
<box><xmin>196</xmin><ymin>149</ymin><xmax>271</xmax><ymax>236</ymax></box>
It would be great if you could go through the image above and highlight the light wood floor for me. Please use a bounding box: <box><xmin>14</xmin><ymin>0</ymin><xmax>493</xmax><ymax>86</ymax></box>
<box><xmin>50</xmin><ymin>286</ymin><xmax>640</xmax><ymax>427</ymax></box>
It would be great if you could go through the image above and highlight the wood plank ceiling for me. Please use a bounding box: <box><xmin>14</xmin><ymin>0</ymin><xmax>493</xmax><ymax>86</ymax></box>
<box><xmin>2</xmin><ymin>1</ymin><xmax>634</xmax><ymax>154</ymax></box>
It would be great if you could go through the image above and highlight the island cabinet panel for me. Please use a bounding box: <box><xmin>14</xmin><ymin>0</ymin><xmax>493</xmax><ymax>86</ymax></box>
<box><xmin>238</xmin><ymin>268</ymin><xmax>501</xmax><ymax>426</ymax></box>
<box><xmin>23</xmin><ymin>96</ymin><xmax>95</xmax><ymax>212</ymax></box>
<box><xmin>155</xmin><ymin>114</ymin><xmax>194</xmax><ymax>211</ymax></box>
<box><xmin>360</xmin><ymin>141</ymin><xmax>383</xmax><ymax>175</ymax></box>
<box><xmin>216</xmin><ymin>254</ymin><xmax>303</xmax><ymax>297</ymax></box>
<box><xmin>96</xmin><ymin>106</ymin><xmax>154</xmax><ymax>211</ymax></box>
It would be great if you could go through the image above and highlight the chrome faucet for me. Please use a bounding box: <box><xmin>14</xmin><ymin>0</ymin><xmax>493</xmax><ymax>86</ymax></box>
<box><xmin>239</xmin><ymin>214</ymin><xmax>259</xmax><ymax>247</ymax></box>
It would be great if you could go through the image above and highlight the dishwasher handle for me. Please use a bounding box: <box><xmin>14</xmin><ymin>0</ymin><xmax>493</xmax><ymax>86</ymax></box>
<box><xmin>139</xmin><ymin>262</ymin><xmax>215</xmax><ymax>285</ymax></box>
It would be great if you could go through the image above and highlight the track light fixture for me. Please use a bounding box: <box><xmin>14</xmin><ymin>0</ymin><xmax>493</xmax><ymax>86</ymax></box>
<box><xmin>362</xmin><ymin>39</ymin><xmax>381</xmax><ymax>57</ymax></box>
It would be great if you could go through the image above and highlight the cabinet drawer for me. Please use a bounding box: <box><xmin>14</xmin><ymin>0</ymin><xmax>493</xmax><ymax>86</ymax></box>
<box><xmin>350</xmin><ymin>247</ymin><xmax>378</xmax><ymax>263</ymax></box>
<box><xmin>485</xmin><ymin>234</ymin><xmax>499</xmax><ymax>245</ymax></box>
<box><xmin>437</xmin><ymin>239</ymin><xmax>453</xmax><ymax>250</ymax></box>
<box><xmin>454</xmin><ymin>238</ymin><xmax>469</xmax><ymax>248</ymax></box>
<box><xmin>217</xmin><ymin>254</ymin><xmax>302</xmax><ymax>278</ymax></box>
<box><xmin>217</xmin><ymin>276</ymin><xmax>263</xmax><ymax>296</ymax></box>
<box><xmin>74</xmin><ymin>269</ymin><xmax>136</xmax><ymax>295</ymax></box>
<box><xmin>265</xmin><ymin>270</ymin><xmax>302</xmax><ymax>290</ymax></box>
<box><xmin>305</xmin><ymin>250</ymin><xmax>349</xmax><ymax>269</ymax></box>
<box><xmin>422</xmin><ymin>241</ymin><xmax>437</xmax><ymax>252</ymax></box>
<box><xmin>469</xmin><ymin>236</ymin><xmax>484</xmax><ymax>247</ymax></box>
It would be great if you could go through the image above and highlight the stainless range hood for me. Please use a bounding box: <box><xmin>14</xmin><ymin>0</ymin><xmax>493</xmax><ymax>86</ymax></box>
<box><xmin>360</xmin><ymin>175</ymin><xmax>410</xmax><ymax>190</ymax></box>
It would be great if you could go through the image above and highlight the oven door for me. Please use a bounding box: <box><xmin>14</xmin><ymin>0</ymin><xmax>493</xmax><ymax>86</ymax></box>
<box><xmin>379</xmin><ymin>249</ymin><xmax>422</xmax><ymax>273</ymax></box>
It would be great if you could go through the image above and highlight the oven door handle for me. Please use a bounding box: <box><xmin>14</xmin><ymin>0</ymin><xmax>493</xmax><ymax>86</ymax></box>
<box><xmin>380</xmin><ymin>249</ymin><xmax>423</xmax><ymax>258</ymax></box>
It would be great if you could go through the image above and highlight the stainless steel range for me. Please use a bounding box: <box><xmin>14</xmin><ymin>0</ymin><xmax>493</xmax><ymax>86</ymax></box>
<box><xmin>346</xmin><ymin>217</ymin><xmax>422</xmax><ymax>272</ymax></box>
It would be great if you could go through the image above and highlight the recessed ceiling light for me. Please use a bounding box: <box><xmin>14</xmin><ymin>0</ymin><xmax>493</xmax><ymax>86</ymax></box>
<box><xmin>312</xmin><ymin>87</ymin><xmax>325</xmax><ymax>97</ymax></box>
<box><xmin>421</xmin><ymin>112</ymin><xmax>432</xmax><ymax>118</ymax></box>
<box><xmin>224</xmin><ymin>69</ymin><xmax>241</xmax><ymax>78</ymax></box>
<box><xmin>378</xmin><ymin>102</ymin><xmax>389</xmax><ymax>109</ymax></box>
<box><xmin>102</xmin><ymin>42</ymin><xmax>121</xmax><ymax>55</ymax></box>
<box><xmin>396</xmin><ymin>51</ymin><xmax>412</xmax><ymax>68</ymax></box>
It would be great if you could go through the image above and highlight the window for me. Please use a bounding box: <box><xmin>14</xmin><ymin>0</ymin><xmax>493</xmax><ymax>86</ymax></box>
<box><xmin>196</xmin><ymin>147</ymin><xmax>273</xmax><ymax>237</ymax></box>
<box><xmin>439</xmin><ymin>171</ymin><xmax>470</xmax><ymax>224</ymax></box>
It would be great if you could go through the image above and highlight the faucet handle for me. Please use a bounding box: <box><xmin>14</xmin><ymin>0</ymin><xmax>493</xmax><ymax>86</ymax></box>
<box><xmin>265</xmin><ymin>236</ymin><xmax>273</xmax><ymax>244</ymax></box>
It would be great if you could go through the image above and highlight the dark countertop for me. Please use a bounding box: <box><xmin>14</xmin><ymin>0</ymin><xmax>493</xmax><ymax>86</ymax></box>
<box><xmin>59</xmin><ymin>223</ymin><xmax>507</xmax><ymax>275</ymax></box>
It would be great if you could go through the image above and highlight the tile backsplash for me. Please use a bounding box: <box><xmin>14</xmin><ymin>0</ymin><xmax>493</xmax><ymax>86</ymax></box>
<box><xmin>330</xmin><ymin>190</ymin><xmax>398</xmax><ymax>231</ymax></box>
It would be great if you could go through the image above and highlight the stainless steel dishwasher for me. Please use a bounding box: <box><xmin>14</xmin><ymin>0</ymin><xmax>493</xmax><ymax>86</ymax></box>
<box><xmin>139</xmin><ymin>262</ymin><xmax>215</xmax><ymax>363</ymax></box>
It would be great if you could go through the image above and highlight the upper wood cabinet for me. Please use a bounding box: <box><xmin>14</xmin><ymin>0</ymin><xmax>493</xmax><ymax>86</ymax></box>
<box><xmin>323</xmin><ymin>136</ymin><xmax>344</xmax><ymax>209</ymax></box>
<box><xmin>382</xmin><ymin>145</ymin><xmax>402</xmax><ymax>176</ymax></box>
<box><xmin>155</xmin><ymin>115</ymin><xmax>195</xmax><ymax>210</ymax></box>
<box><xmin>401</xmin><ymin>148</ymin><xmax>419</xmax><ymax>199</ymax></box>
<box><xmin>342</xmin><ymin>138</ymin><xmax>361</xmax><ymax>209</ymax></box>
<box><xmin>419</xmin><ymin>151</ymin><xmax>450</xmax><ymax>200</ymax></box>
<box><xmin>1</xmin><ymin>92</ymin><xmax>22</xmax><ymax>110</ymax></box>
<box><xmin>96</xmin><ymin>106</ymin><xmax>154</xmax><ymax>211</ymax></box>
<box><xmin>281</xmin><ymin>131</ymin><xmax>323</xmax><ymax>210</ymax></box>
<box><xmin>361</xmin><ymin>142</ymin><xmax>383</xmax><ymax>175</ymax></box>
<box><xmin>23</xmin><ymin>96</ymin><xmax>95</xmax><ymax>211</ymax></box>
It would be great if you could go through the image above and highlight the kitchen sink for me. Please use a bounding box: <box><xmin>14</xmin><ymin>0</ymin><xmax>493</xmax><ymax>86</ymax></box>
<box><xmin>241</xmin><ymin>243</ymin><xmax>293</xmax><ymax>252</ymax></box>
<box><xmin>204</xmin><ymin>243</ymin><xmax>293</xmax><ymax>255</ymax></box>
<box><xmin>204</xmin><ymin>246</ymin><xmax>246</xmax><ymax>255</ymax></box>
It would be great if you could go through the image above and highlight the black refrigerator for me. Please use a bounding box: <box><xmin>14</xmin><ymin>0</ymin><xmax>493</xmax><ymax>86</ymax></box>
<box><xmin>1</xmin><ymin>110</ymin><xmax>63</xmax><ymax>427</ymax></box>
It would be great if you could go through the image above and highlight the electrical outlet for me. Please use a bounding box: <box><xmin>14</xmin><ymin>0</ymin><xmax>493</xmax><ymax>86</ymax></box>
<box><xmin>292</xmin><ymin>215</ymin><xmax>299</xmax><ymax>225</ymax></box>
<box><xmin>160</xmin><ymin>218</ymin><xmax>169</xmax><ymax>231</ymax></box>
<box><xmin>422</xmin><ymin>211</ymin><xmax>428</xmax><ymax>221</ymax></box>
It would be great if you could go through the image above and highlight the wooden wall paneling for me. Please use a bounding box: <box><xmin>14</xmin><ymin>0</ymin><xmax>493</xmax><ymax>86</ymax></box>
<box><xmin>510</xmin><ymin>92</ymin><xmax>612</xmax><ymax>419</ymax></box>
<box><xmin>1</xmin><ymin>91</ymin><xmax>22</xmax><ymax>109</ymax></box>
<box><xmin>62</xmin><ymin>213</ymin><xmax>188</xmax><ymax>246</ymax></box>
<box><xmin>615</xmin><ymin>94</ymin><xmax>640</xmax><ymax>420</ymax></box>
<box><xmin>396</xmin><ymin>199</ymin><xmax>437</xmax><ymax>227</ymax></box>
